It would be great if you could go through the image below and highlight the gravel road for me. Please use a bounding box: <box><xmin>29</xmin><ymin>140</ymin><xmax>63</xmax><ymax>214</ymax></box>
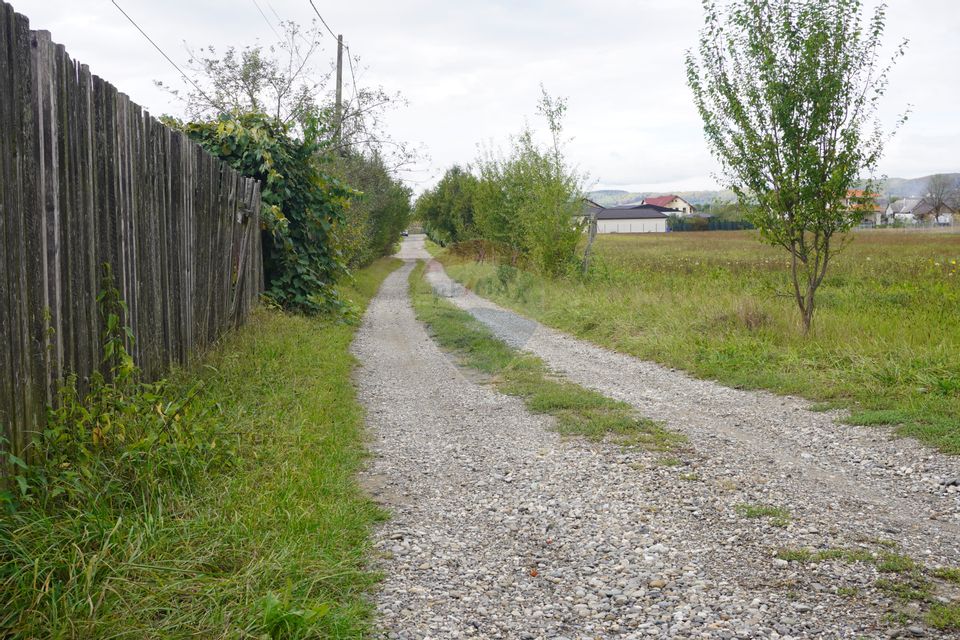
<box><xmin>352</xmin><ymin>236</ymin><xmax>960</xmax><ymax>639</ymax></box>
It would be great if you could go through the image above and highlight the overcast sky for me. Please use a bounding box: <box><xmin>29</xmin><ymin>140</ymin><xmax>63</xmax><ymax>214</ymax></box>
<box><xmin>12</xmin><ymin>0</ymin><xmax>960</xmax><ymax>193</ymax></box>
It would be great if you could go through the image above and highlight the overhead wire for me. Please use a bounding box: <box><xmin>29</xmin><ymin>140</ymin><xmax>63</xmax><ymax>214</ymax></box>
<box><xmin>305</xmin><ymin>0</ymin><xmax>359</xmax><ymax>110</ymax></box>
<box><xmin>251</xmin><ymin>0</ymin><xmax>313</xmax><ymax>72</ymax></box>
<box><xmin>265</xmin><ymin>0</ymin><xmax>284</xmax><ymax>22</ymax></box>
<box><xmin>306</xmin><ymin>0</ymin><xmax>341</xmax><ymax>44</ymax></box>
<box><xmin>251</xmin><ymin>0</ymin><xmax>282</xmax><ymax>41</ymax></box>
<box><xmin>110</xmin><ymin>0</ymin><xmax>225</xmax><ymax>112</ymax></box>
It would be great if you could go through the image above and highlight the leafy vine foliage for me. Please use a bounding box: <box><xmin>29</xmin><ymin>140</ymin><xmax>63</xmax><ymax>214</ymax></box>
<box><xmin>156</xmin><ymin>20</ymin><xmax>415</xmax><ymax>315</ymax></box>
<box><xmin>183</xmin><ymin>113</ymin><xmax>351</xmax><ymax>314</ymax></box>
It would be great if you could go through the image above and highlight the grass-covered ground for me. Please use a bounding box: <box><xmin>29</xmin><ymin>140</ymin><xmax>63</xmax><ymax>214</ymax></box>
<box><xmin>409</xmin><ymin>261</ymin><xmax>683</xmax><ymax>452</ymax></box>
<box><xmin>437</xmin><ymin>230</ymin><xmax>960</xmax><ymax>453</ymax></box>
<box><xmin>0</xmin><ymin>258</ymin><xmax>401</xmax><ymax>638</ymax></box>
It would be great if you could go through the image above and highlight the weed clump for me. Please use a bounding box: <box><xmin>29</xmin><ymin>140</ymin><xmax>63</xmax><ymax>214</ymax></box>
<box><xmin>735</xmin><ymin>503</ymin><xmax>791</xmax><ymax>527</ymax></box>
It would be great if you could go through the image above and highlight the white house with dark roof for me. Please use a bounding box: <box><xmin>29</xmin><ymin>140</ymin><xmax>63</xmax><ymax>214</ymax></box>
<box><xmin>594</xmin><ymin>204</ymin><xmax>669</xmax><ymax>233</ymax></box>
<box><xmin>886</xmin><ymin>198</ymin><xmax>956</xmax><ymax>225</ymax></box>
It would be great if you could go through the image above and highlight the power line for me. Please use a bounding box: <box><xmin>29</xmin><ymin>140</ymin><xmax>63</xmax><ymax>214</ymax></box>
<box><xmin>267</xmin><ymin>0</ymin><xmax>313</xmax><ymax>53</ymax></box>
<box><xmin>345</xmin><ymin>46</ymin><xmax>359</xmax><ymax>110</ymax></box>
<box><xmin>110</xmin><ymin>0</ymin><xmax>224</xmax><ymax>112</ymax></box>
<box><xmin>251</xmin><ymin>0</ymin><xmax>282</xmax><ymax>41</ymax></box>
<box><xmin>265</xmin><ymin>0</ymin><xmax>284</xmax><ymax>22</ymax></box>
<box><xmin>306</xmin><ymin>0</ymin><xmax>343</xmax><ymax>47</ymax></box>
<box><xmin>305</xmin><ymin>0</ymin><xmax>359</xmax><ymax>107</ymax></box>
<box><xmin>252</xmin><ymin>0</ymin><xmax>314</xmax><ymax>73</ymax></box>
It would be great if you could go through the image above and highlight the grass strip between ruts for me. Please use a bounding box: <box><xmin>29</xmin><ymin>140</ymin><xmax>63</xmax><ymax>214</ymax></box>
<box><xmin>408</xmin><ymin>260</ymin><xmax>684</xmax><ymax>452</ymax></box>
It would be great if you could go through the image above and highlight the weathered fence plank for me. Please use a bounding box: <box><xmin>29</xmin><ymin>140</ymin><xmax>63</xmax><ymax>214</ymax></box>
<box><xmin>0</xmin><ymin>1</ymin><xmax>263</xmax><ymax>463</ymax></box>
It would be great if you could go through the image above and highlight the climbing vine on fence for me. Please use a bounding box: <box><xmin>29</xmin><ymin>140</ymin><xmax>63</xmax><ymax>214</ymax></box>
<box><xmin>183</xmin><ymin>112</ymin><xmax>351</xmax><ymax>314</ymax></box>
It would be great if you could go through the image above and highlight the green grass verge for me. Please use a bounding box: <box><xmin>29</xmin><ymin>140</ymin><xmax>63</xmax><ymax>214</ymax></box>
<box><xmin>934</xmin><ymin>567</ymin><xmax>960</xmax><ymax>584</ymax></box>
<box><xmin>423</xmin><ymin>237</ymin><xmax>444</xmax><ymax>258</ymax></box>
<box><xmin>0</xmin><ymin>257</ymin><xmax>402</xmax><ymax>638</ymax></box>
<box><xmin>776</xmin><ymin>547</ymin><xmax>906</xmax><ymax>568</ymax></box>
<box><xmin>408</xmin><ymin>261</ymin><xmax>683</xmax><ymax>451</ymax></box>
<box><xmin>438</xmin><ymin>231</ymin><xmax>960</xmax><ymax>453</ymax></box>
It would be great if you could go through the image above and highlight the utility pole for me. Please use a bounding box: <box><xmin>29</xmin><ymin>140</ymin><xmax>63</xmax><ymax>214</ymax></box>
<box><xmin>334</xmin><ymin>34</ymin><xmax>343</xmax><ymax>152</ymax></box>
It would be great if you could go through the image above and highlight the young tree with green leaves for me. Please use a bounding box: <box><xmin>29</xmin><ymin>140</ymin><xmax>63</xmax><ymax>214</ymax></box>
<box><xmin>415</xmin><ymin>165</ymin><xmax>479</xmax><ymax>247</ymax></box>
<box><xmin>473</xmin><ymin>88</ymin><xmax>585</xmax><ymax>275</ymax></box>
<box><xmin>686</xmin><ymin>0</ymin><xmax>906</xmax><ymax>332</ymax></box>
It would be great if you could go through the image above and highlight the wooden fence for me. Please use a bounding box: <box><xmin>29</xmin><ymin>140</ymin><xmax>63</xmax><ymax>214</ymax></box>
<box><xmin>0</xmin><ymin>2</ymin><xmax>263</xmax><ymax>460</ymax></box>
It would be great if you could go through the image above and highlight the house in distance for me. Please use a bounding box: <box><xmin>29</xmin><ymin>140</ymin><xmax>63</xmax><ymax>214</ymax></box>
<box><xmin>642</xmin><ymin>195</ymin><xmax>696</xmax><ymax>215</ymax></box>
<box><xmin>885</xmin><ymin>197</ymin><xmax>956</xmax><ymax>226</ymax></box>
<box><xmin>592</xmin><ymin>204</ymin><xmax>671</xmax><ymax>233</ymax></box>
<box><xmin>843</xmin><ymin>189</ymin><xmax>884</xmax><ymax>227</ymax></box>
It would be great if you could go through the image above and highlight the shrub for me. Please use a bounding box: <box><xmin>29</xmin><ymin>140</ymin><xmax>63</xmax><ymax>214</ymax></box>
<box><xmin>330</xmin><ymin>153</ymin><xmax>412</xmax><ymax>269</ymax></box>
<box><xmin>416</xmin><ymin>165</ymin><xmax>479</xmax><ymax>247</ymax></box>
<box><xmin>419</xmin><ymin>88</ymin><xmax>586</xmax><ymax>277</ymax></box>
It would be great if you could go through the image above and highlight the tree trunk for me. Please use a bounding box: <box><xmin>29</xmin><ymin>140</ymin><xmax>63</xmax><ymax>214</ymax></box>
<box><xmin>789</xmin><ymin>248</ymin><xmax>810</xmax><ymax>333</ymax></box>
<box><xmin>801</xmin><ymin>281</ymin><xmax>816</xmax><ymax>334</ymax></box>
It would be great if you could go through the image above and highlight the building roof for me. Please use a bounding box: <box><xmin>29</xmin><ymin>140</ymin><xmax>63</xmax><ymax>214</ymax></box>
<box><xmin>596</xmin><ymin>205</ymin><xmax>669</xmax><ymax>220</ymax></box>
<box><xmin>887</xmin><ymin>198</ymin><xmax>956</xmax><ymax>218</ymax></box>
<box><xmin>887</xmin><ymin>198</ymin><xmax>922</xmax><ymax>214</ymax></box>
<box><xmin>642</xmin><ymin>195</ymin><xmax>677</xmax><ymax>208</ymax></box>
<box><xmin>886</xmin><ymin>197</ymin><xmax>957</xmax><ymax>217</ymax></box>
<box><xmin>845</xmin><ymin>189</ymin><xmax>883</xmax><ymax>212</ymax></box>
<box><xmin>580</xmin><ymin>198</ymin><xmax>605</xmax><ymax>216</ymax></box>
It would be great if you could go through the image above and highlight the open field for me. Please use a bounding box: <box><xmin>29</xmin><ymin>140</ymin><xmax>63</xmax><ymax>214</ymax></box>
<box><xmin>1</xmin><ymin>258</ymin><xmax>401</xmax><ymax>637</ymax></box>
<box><xmin>439</xmin><ymin>230</ymin><xmax>960</xmax><ymax>453</ymax></box>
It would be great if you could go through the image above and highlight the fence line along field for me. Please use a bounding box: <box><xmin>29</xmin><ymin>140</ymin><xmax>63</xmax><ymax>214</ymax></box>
<box><xmin>0</xmin><ymin>1</ymin><xmax>263</xmax><ymax>462</ymax></box>
<box><xmin>441</xmin><ymin>230</ymin><xmax>960</xmax><ymax>453</ymax></box>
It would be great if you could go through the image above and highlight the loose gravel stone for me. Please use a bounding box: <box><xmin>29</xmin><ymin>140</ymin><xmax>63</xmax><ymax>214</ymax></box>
<box><xmin>352</xmin><ymin>237</ymin><xmax>960</xmax><ymax>639</ymax></box>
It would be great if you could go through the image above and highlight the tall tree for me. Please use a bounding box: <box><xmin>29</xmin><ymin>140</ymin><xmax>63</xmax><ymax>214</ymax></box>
<box><xmin>686</xmin><ymin>0</ymin><xmax>906</xmax><ymax>332</ymax></box>
<box><xmin>156</xmin><ymin>20</ymin><xmax>416</xmax><ymax>169</ymax></box>
<box><xmin>416</xmin><ymin>166</ymin><xmax>479</xmax><ymax>247</ymax></box>
<box><xmin>473</xmin><ymin>88</ymin><xmax>585</xmax><ymax>275</ymax></box>
<box><xmin>926</xmin><ymin>173</ymin><xmax>958</xmax><ymax>223</ymax></box>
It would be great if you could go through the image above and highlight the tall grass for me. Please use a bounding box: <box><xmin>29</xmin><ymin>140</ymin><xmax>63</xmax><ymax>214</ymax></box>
<box><xmin>0</xmin><ymin>258</ymin><xmax>401</xmax><ymax>638</ymax></box>
<box><xmin>440</xmin><ymin>230</ymin><xmax>960</xmax><ymax>453</ymax></box>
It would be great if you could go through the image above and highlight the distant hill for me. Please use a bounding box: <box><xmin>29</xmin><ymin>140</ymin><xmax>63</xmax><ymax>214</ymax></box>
<box><xmin>870</xmin><ymin>173</ymin><xmax>960</xmax><ymax>199</ymax></box>
<box><xmin>588</xmin><ymin>173</ymin><xmax>960</xmax><ymax>207</ymax></box>
<box><xmin>587</xmin><ymin>190</ymin><xmax>634</xmax><ymax>205</ymax></box>
<box><xmin>587</xmin><ymin>189</ymin><xmax>736</xmax><ymax>207</ymax></box>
